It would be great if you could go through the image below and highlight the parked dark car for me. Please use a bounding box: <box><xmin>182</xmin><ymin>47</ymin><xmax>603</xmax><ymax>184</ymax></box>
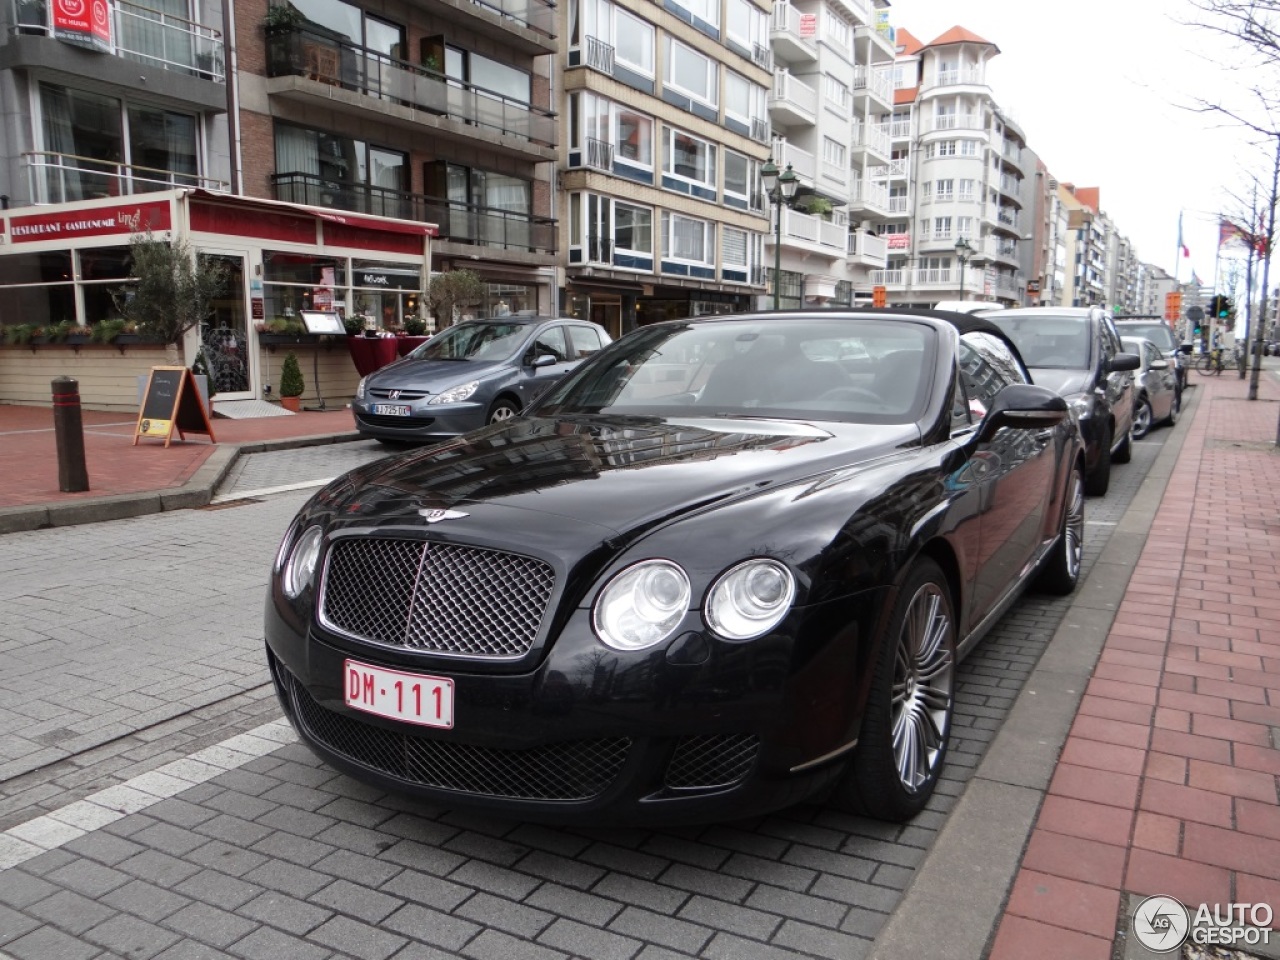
<box><xmin>267</xmin><ymin>310</ymin><xmax>1086</xmax><ymax>825</ymax></box>
<box><xmin>1115</xmin><ymin>316</ymin><xmax>1188</xmax><ymax>393</ymax></box>
<box><xmin>351</xmin><ymin>317</ymin><xmax>611</xmax><ymax>443</ymax></box>
<box><xmin>1121</xmin><ymin>336</ymin><xmax>1180</xmax><ymax>439</ymax></box>
<box><xmin>984</xmin><ymin>307</ymin><xmax>1139</xmax><ymax>496</ymax></box>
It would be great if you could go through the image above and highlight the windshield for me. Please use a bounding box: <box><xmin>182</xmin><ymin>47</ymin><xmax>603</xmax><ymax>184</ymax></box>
<box><xmin>988</xmin><ymin>315</ymin><xmax>1091</xmax><ymax>369</ymax></box>
<box><xmin>535</xmin><ymin>318</ymin><xmax>936</xmax><ymax>425</ymax></box>
<box><xmin>409</xmin><ymin>322</ymin><xmax>529</xmax><ymax>362</ymax></box>
<box><xmin>1116</xmin><ymin>322</ymin><xmax>1177</xmax><ymax>352</ymax></box>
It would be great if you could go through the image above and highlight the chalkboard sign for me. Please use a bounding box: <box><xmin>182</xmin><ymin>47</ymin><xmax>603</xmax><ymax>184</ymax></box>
<box><xmin>133</xmin><ymin>366</ymin><xmax>216</xmax><ymax>447</ymax></box>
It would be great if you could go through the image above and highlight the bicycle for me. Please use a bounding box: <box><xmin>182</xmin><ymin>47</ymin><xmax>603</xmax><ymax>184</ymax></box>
<box><xmin>1195</xmin><ymin>345</ymin><xmax>1245</xmax><ymax>376</ymax></box>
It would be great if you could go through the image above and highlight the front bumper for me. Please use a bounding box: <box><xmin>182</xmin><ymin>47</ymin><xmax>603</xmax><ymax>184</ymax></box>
<box><xmin>351</xmin><ymin>399</ymin><xmax>485</xmax><ymax>440</ymax></box>
<box><xmin>264</xmin><ymin>587</ymin><xmax>881</xmax><ymax>825</ymax></box>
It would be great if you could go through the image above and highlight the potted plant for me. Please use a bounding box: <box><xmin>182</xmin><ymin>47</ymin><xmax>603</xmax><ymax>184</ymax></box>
<box><xmin>4</xmin><ymin>323</ymin><xmax>35</xmax><ymax>346</ymax></box>
<box><xmin>403</xmin><ymin>316</ymin><xmax>427</xmax><ymax>337</ymax></box>
<box><xmin>64</xmin><ymin>324</ymin><xmax>93</xmax><ymax>345</ymax></box>
<box><xmin>342</xmin><ymin>313</ymin><xmax>364</xmax><ymax>336</ymax></box>
<box><xmin>279</xmin><ymin>351</ymin><xmax>305</xmax><ymax>412</ymax></box>
<box><xmin>425</xmin><ymin>269</ymin><xmax>486</xmax><ymax>328</ymax></box>
<box><xmin>92</xmin><ymin>318</ymin><xmax>128</xmax><ymax>344</ymax></box>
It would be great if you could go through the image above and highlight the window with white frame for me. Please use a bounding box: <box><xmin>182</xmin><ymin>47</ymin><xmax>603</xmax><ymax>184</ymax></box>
<box><xmin>920</xmin><ymin>181</ymin><xmax>932</xmax><ymax>199</ymax></box>
<box><xmin>938</xmin><ymin>140</ymin><xmax>956</xmax><ymax>156</ymax></box>
<box><xmin>725</xmin><ymin>0</ymin><xmax>767</xmax><ymax>57</ymax></box>
<box><xmin>665</xmin><ymin>37</ymin><xmax>718</xmax><ymax>107</ymax></box>
<box><xmin>960</xmin><ymin>138</ymin><xmax>978</xmax><ymax>156</ymax></box>
<box><xmin>721</xmin><ymin>226</ymin><xmax>762</xmax><ymax>281</ymax></box>
<box><xmin>672</xmin><ymin>0</ymin><xmax>717</xmax><ymax>27</ymax></box>
<box><xmin>935</xmin><ymin>178</ymin><xmax>954</xmax><ymax>199</ymax></box>
<box><xmin>823</xmin><ymin>10</ymin><xmax>851</xmax><ymax>50</ymax></box>
<box><xmin>723</xmin><ymin>150</ymin><xmax>761</xmax><ymax>210</ymax></box>
<box><xmin>570</xmin><ymin>192</ymin><xmax>654</xmax><ymax>266</ymax></box>
<box><xmin>615</xmin><ymin>7</ymin><xmax>654</xmax><ymax>74</ymax></box>
<box><xmin>571</xmin><ymin>0</ymin><xmax>654</xmax><ymax>76</ymax></box>
<box><xmin>823</xmin><ymin>137</ymin><xmax>846</xmax><ymax>167</ymax></box>
<box><xmin>933</xmin><ymin>216</ymin><xmax>952</xmax><ymax>239</ymax></box>
<box><xmin>824</xmin><ymin>74</ymin><xmax>848</xmax><ymax>110</ymax></box>
<box><xmin>957</xmin><ymin>216</ymin><xmax>973</xmax><ymax>237</ymax></box>
<box><xmin>571</xmin><ymin>92</ymin><xmax>653</xmax><ymax>168</ymax></box>
<box><xmin>663</xmin><ymin>211</ymin><xmax>715</xmax><ymax>266</ymax></box>
<box><xmin>724</xmin><ymin>71</ymin><xmax>766</xmax><ymax>132</ymax></box>
<box><xmin>664</xmin><ymin>127</ymin><xmax>717</xmax><ymax>191</ymax></box>
<box><xmin>957</xmin><ymin>178</ymin><xmax>975</xmax><ymax>200</ymax></box>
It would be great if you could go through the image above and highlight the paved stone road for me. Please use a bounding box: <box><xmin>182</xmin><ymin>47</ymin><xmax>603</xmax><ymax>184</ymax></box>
<box><xmin>0</xmin><ymin>421</ymin><xmax>1172</xmax><ymax>960</ymax></box>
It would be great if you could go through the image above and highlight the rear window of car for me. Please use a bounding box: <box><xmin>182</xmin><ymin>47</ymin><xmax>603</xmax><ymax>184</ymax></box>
<box><xmin>1116</xmin><ymin>323</ymin><xmax>1177</xmax><ymax>352</ymax></box>
<box><xmin>987</xmin><ymin>315</ymin><xmax>1091</xmax><ymax>369</ymax></box>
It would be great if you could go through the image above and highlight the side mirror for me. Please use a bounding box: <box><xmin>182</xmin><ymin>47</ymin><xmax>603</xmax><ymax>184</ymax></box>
<box><xmin>977</xmin><ymin>383</ymin><xmax>1068</xmax><ymax>442</ymax></box>
<box><xmin>1149</xmin><ymin>359</ymin><xmax>1169</xmax><ymax>370</ymax></box>
<box><xmin>529</xmin><ymin>353</ymin><xmax>558</xmax><ymax>368</ymax></box>
<box><xmin>1108</xmin><ymin>352</ymin><xmax>1141</xmax><ymax>373</ymax></box>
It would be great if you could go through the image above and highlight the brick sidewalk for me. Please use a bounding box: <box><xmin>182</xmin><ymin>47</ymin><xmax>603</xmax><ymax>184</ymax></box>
<box><xmin>989</xmin><ymin>373</ymin><xmax>1280</xmax><ymax>959</ymax></box>
<box><xmin>0</xmin><ymin>404</ymin><xmax>358</xmax><ymax>508</ymax></box>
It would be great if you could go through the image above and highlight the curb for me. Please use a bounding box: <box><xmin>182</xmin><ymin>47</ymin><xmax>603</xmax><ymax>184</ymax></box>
<box><xmin>868</xmin><ymin>388</ymin><xmax>1201</xmax><ymax>960</ymax></box>
<box><xmin>0</xmin><ymin>431</ymin><xmax>363</xmax><ymax>536</ymax></box>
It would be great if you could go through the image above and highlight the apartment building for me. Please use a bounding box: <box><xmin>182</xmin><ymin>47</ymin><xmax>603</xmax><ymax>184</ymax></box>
<box><xmin>764</xmin><ymin>0</ymin><xmax>893</xmax><ymax>309</ymax></box>
<box><xmin>870</xmin><ymin>26</ymin><xmax>1031</xmax><ymax>308</ymax></box>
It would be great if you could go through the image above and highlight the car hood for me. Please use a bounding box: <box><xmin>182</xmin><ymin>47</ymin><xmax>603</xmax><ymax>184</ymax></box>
<box><xmin>366</xmin><ymin>357</ymin><xmax>506</xmax><ymax>392</ymax></box>
<box><xmin>322</xmin><ymin>415</ymin><xmax>919</xmax><ymax>540</ymax></box>
<box><xmin>1027</xmin><ymin>368</ymin><xmax>1092</xmax><ymax>397</ymax></box>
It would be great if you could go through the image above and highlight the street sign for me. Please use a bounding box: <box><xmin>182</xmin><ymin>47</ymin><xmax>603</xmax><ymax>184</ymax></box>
<box><xmin>1187</xmin><ymin>306</ymin><xmax>1204</xmax><ymax>323</ymax></box>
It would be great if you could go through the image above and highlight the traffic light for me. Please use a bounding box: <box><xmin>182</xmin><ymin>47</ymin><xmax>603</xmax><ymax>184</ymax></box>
<box><xmin>1207</xmin><ymin>294</ymin><xmax>1233</xmax><ymax>319</ymax></box>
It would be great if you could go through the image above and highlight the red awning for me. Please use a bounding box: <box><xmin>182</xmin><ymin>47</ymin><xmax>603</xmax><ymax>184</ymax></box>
<box><xmin>188</xmin><ymin>190</ymin><xmax>437</xmax><ymax>238</ymax></box>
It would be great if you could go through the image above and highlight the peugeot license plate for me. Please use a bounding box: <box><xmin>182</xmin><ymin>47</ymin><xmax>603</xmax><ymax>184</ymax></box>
<box><xmin>344</xmin><ymin>659</ymin><xmax>453</xmax><ymax>728</ymax></box>
<box><xmin>371</xmin><ymin>404</ymin><xmax>411</xmax><ymax>416</ymax></box>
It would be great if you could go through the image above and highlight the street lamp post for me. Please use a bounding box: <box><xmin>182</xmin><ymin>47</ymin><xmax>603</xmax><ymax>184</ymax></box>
<box><xmin>761</xmin><ymin>157</ymin><xmax>800</xmax><ymax>310</ymax></box>
<box><xmin>954</xmin><ymin>236</ymin><xmax>973</xmax><ymax>301</ymax></box>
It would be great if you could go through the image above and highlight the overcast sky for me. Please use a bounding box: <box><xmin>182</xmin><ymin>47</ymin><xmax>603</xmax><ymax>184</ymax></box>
<box><xmin>888</xmin><ymin>0</ymin><xmax>1269</xmax><ymax>293</ymax></box>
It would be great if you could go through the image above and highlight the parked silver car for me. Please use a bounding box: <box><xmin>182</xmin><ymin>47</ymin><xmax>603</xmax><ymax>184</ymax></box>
<box><xmin>352</xmin><ymin>317</ymin><xmax>611</xmax><ymax>443</ymax></box>
<box><xmin>1122</xmin><ymin>336</ymin><xmax>1180</xmax><ymax>439</ymax></box>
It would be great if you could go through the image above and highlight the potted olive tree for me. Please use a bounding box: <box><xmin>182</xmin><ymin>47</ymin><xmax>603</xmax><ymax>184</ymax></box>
<box><xmin>425</xmin><ymin>269</ymin><xmax>485</xmax><ymax>329</ymax></box>
<box><xmin>279</xmin><ymin>352</ymin><xmax>305</xmax><ymax>411</ymax></box>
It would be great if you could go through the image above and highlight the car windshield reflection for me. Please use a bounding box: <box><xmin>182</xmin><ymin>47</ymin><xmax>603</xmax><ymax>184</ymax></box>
<box><xmin>537</xmin><ymin>318</ymin><xmax>935</xmax><ymax>425</ymax></box>
<box><xmin>988</xmin><ymin>315</ymin><xmax>1091</xmax><ymax>369</ymax></box>
<box><xmin>409</xmin><ymin>322</ymin><xmax>528</xmax><ymax>363</ymax></box>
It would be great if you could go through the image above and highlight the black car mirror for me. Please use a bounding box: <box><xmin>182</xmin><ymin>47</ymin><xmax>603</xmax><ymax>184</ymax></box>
<box><xmin>1108</xmin><ymin>353</ymin><xmax>1141</xmax><ymax>373</ymax></box>
<box><xmin>977</xmin><ymin>384</ymin><xmax>1069</xmax><ymax>442</ymax></box>
<box><xmin>529</xmin><ymin>354</ymin><xmax>558</xmax><ymax>368</ymax></box>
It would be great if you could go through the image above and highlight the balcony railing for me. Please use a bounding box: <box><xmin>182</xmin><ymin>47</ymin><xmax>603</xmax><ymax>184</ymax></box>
<box><xmin>24</xmin><ymin>151</ymin><xmax>228</xmax><ymax>204</ymax></box>
<box><xmin>770</xmin><ymin>2</ymin><xmax>817</xmax><ymax>56</ymax></box>
<box><xmin>13</xmin><ymin>0</ymin><xmax>224</xmax><ymax>80</ymax></box>
<box><xmin>887</xmin><ymin>195</ymin><xmax>909</xmax><ymax>214</ymax></box>
<box><xmin>266</xmin><ymin>25</ymin><xmax>556</xmax><ymax>147</ymax></box>
<box><xmin>888</xmin><ymin>119</ymin><xmax>912</xmax><ymax>140</ymax></box>
<box><xmin>751</xmin><ymin>42</ymin><xmax>772</xmax><ymax>70</ymax></box>
<box><xmin>273</xmin><ymin>172</ymin><xmax>556</xmax><ymax>253</ymax></box>
<box><xmin>928</xmin><ymin>67</ymin><xmax>982</xmax><ymax>89</ymax></box>
<box><xmin>848</xmin><ymin>231</ymin><xmax>886</xmax><ymax>262</ymax></box>
<box><xmin>466</xmin><ymin>0</ymin><xmax>557</xmax><ymax>37</ymax></box>
<box><xmin>585</xmin><ymin>35</ymin><xmax>614</xmax><ymax>73</ymax></box>
<box><xmin>584</xmin><ymin>137</ymin><xmax>614</xmax><ymax>171</ymax></box>
<box><xmin>929</xmin><ymin>113</ymin><xmax>980</xmax><ymax>132</ymax></box>
<box><xmin>770</xmin><ymin>70</ymin><xmax>817</xmax><ymax>121</ymax></box>
<box><xmin>771</xmin><ymin>207</ymin><xmax>847</xmax><ymax>254</ymax></box>
<box><xmin>770</xmin><ymin>138</ymin><xmax>814</xmax><ymax>182</ymax></box>
<box><xmin>851</xmin><ymin>64</ymin><xmax>892</xmax><ymax>103</ymax></box>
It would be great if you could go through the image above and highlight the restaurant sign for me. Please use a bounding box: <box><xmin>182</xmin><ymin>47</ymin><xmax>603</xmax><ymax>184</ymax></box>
<box><xmin>52</xmin><ymin>0</ymin><xmax>113</xmax><ymax>52</ymax></box>
<box><xmin>9</xmin><ymin>201</ymin><xmax>171</xmax><ymax>243</ymax></box>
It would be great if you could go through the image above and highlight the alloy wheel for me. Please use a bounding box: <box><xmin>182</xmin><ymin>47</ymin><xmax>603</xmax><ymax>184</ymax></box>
<box><xmin>1063</xmin><ymin>470</ymin><xmax>1084</xmax><ymax>581</ymax></box>
<box><xmin>890</xmin><ymin>583</ymin><xmax>955</xmax><ymax>792</ymax></box>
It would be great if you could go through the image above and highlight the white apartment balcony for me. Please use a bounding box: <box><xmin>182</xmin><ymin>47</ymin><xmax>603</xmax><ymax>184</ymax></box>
<box><xmin>769</xmin><ymin>71</ymin><xmax>817</xmax><ymax>127</ymax></box>
<box><xmin>888</xmin><ymin>119</ymin><xmax>913</xmax><ymax>140</ymax></box>
<box><xmin>868</xmin><ymin>157</ymin><xmax>907</xmax><ymax>180</ymax></box>
<box><xmin>925</xmin><ymin>113</ymin><xmax>982</xmax><ymax>134</ymax></box>
<box><xmin>998</xmin><ymin>173</ymin><xmax>1021</xmax><ymax>200</ymax></box>
<box><xmin>851</xmin><ymin>64</ymin><xmax>892</xmax><ymax>106</ymax></box>
<box><xmin>924</xmin><ymin>67</ymin><xmax>983</xmax><ymax>90</ymax></box>
<box><xmin>983</xmin><ymin>236</ymin><xmax>1020</xmax><ymax>264</ymax></box>
<box><xmin>849</xmin><ymin>177</ymin><xmax>889</xmax><ymax>216</ymax></box>
<box><xmin>769</xmin><ymin>206</ymin><xmax>848</xmax><ymax>259</ymax></box>
<box><xmin>847</xmin><ymin>230</ymin><xmax>887</xmax><ymax>267</ymax></box>
<box><xmin>24</xmin><ymin>152</ymin><xmax>228</xmax><ymax>204</ymax></box>
<box><xmin>770</xmin><ymin>138</ymin><xmax>815</xmax><ymax>182</ymax></box>
<box><xmin>854</xmin><ymin>23</ymin><xmax>896</xmax><ymax>60</ymax></box>
<box><xmin>886</xmin><ymin>194</ymin><xmax>909</xmax><ymax>214</ymax></box>
<box><xmin>991</xmin><ymin>272</ymin><xmax>1025</xmax><ymax>298</ymax></box>
<box><xmin>850</xmin><ymin>120</ymin><xmax>891</xmax><ymax>162</ymax></box>
<box><xmin>870</xmin><ymin>267</ymin><xmax>983</xmax><ymax>297</ymax></box>
<box><xmin>770</xmin><ymin>2</ymin><xmax>818</xmax><ymax>63</ymax></box>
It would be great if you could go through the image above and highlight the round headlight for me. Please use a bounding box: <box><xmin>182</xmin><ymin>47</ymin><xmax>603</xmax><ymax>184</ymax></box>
<box><xmin>593</xmin><ymin>560</ymin><xmax>691</xmax><ymax>651</ymax></box>
<box><xmin>705</xmin><ymin>559</ymin><xmax>795</xmax><ymax>640</ymax></box>
<box><xmin>428</xmin><ymin>380</ymin><xmax>480</xmax><ymax>405</ymax></box>
<box><xmin>355</xmin><ymin>377</ymin><xmax>367</xmax><ymax>400</ymax></box>
<box><xmin>273</xmin><ymin>516</ymin><xmax>301</xmax><ymax>573</ymax></box>
<box><xmin>283</xmin><ymin>525</ymin><xmax>324</xmax><ymax>599</ymax></box>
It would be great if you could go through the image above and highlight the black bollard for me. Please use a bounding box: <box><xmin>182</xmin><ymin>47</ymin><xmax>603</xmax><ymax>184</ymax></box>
<box><xmin>51</xmin><ymin>377</ymin><xmax>89</xmax><ymax>492</ymax></box>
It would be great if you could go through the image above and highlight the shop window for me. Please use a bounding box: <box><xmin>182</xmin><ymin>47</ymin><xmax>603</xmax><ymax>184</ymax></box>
<box><xmin>0</xmin><ymin>251</ymin><xmax>75</xmax><ymax>333</ymax></box>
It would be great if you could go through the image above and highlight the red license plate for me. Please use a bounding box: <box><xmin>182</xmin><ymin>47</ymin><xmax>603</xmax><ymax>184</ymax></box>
<box><xmin>344</xmin><ymin>659</ymin><xmax>453</xmax><ymax>728</ymax></box>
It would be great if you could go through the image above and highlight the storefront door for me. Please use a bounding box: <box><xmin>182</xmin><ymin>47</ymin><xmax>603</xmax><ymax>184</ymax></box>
<box><xmin>198</xmin><ymin>254</ymin><xmax>254</xmax><ymax>400</ymax></box>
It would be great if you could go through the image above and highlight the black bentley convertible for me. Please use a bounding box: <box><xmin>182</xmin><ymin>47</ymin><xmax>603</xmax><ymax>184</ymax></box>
<box><xmin>266</xmin><ymin>310</ymin><xmax>1086</xmax><ymax>824</ymax></box>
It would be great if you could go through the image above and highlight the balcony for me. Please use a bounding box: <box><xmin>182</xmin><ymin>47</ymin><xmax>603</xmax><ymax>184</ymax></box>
<box><xmin>984</xmin><ymin>237</ymin><xmax>1020</xmax><ymax>263</ymax></box>
<box><xmin>445</xmin><ymin>0</ymin><xmax>557</xmax><ymax>47</ymax></box>
<box><xmin>847</xmin><ymin>230</ymin><xmax>887</xmax><ymax>267</ymax></box>
<box><xmin>584</xmin><ymin>35</ymin><xmax>614</xmax><ymax>73</ymax></box>
<box><xmin>265</xmin><ymin>26</ymin><xmax>556</xmax><ymax>161</ymax></box>
<box><xmin>24</xmin><ymin>151</ymin><xmax>227</xmax><ymax>204</ymax></box>
<box><xmin>770</xmin><ymin>138</ymin><xmax>814</xmax><ymax>182</ymax></box>
<box><xmin>925</xmin><ymin>67</ymin><xmax>983</xmax><ymax>90</ymax></box>
<box><xmin>998</xmin><ymin>173</ymin><xmax>1021</xmax><ymax>199</ymax></box>
<box><xmin>12</xmin><ymin>0</ymin><xmax>225</xmax><ymax>81</ymax></box>
<box><xmin>851</xmin><ymin>64</ymin><xmax>892</xmax><ymax>106</ymax></box>
<box><xmin>769</xmin><ymin>3</ymin><xmax>818</xmax><ymax>63</ymax></box>
<box><xmin>886</xmin><ymin>194</ymin><xmax>909</xmax><ymax>214</ymax></box>
<box><xmin>888</xmin><ymin>119</ymin><xmax>912</xmax><ymax>140</ymax></box>
<box><xmin>768</xmin><ymin>70</ymin><xmax>817</xmax><ymax>127</ymax></box>
<box><xmin>849</xmin><ymin>178</ymin><xmax>888</xmax><ymax>215</ymax></box>
<box><xmin>851</xmin><ymin>120</ymin><xmax>891</xmax><ymax>162</ymax></box>
<box><xmin>583</xmin><ymin>137</ymin><xmax>614</xmax><ymax>172</ymax></box>
<box><xmin>926</xmin><ymin>113</ymin><xmax>981</xmax><ymax>133</ymax></box>
<box><xmin>273</xmin><ymin>172</ymin><xmax>556</xmax><ymax>254</ymax></box>
<box><xmin>769</xmin><ymin>206</ymin><xmax>848</xmax><ymax>259</ymax></box>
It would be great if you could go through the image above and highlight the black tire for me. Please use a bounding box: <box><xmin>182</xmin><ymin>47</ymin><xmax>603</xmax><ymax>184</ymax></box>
<box><xmin>1131</xmin><ymin>397</ymin><xmax>1152</xmax><ymax>441</ymax></box>
<box><xmin>1036</xmin><ymin>464</ymin><xmax>1085</xmax><ymax>595</ymax></box>
<box><xmin>1084</xmin><ymin>424</ymin><xmax>1112</xmax><ymax>496</ymax></box>
<box><xmin>1113</xmin><ymin>421</ymin><xmax>1132</xmax><ymax>464</ymax></box>
<box><xmin>833</xmin><ymin>558</ymin><xmax>956</xmax><ymax>822</ymax></box>
<box><xmin>1166</xmin><ymin>391</ymin><xmax>1181</xmax><ymax>426</ymax></box>
<box><xmin>488</xmin><ymin>398</ymin><xmax>521</xmax><ymax>424</ymax></box>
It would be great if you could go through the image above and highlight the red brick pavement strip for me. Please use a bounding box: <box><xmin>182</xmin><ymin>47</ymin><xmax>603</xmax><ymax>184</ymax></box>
<box><xmin>0</xmin><ymin>403</ymin><xmax>359</xmax><ymax>508</ymax></box>
<box><xmin>987</xmin><ymin>374</ymin><xmax>1280</xmax><ymax>959</ymax></box>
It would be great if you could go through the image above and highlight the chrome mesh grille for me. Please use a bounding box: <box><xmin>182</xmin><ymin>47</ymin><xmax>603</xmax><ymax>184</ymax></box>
<box><xmin>322</xmin><ymin>538</ymin><xmax>555</xmax><ymax>657</ymax></box>
<box><xmin>282</xmin><ymin>665</ymin><xmax>630</xmax><ymax>801</ymax></box>
<box><xmin>665</xmin><ymin>734</ymin><xmax>760</xmax><ymax>789</ymax></box>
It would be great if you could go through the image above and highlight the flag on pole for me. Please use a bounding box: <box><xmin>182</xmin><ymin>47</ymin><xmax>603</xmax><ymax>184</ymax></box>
<box><xmin>1219</xmin><ymin>218</ymin><xmax>1246</xmax><ymax>247</ymax></box>
<box><xmin>1178</xmin><ymin>212</ymin><xmax>1190</xmax><ymax>258</ymax></box>
<box><xmin>1191</xmin><ymin>270</ymin><xmax>1203</xmax><ymax>287</ymax></box>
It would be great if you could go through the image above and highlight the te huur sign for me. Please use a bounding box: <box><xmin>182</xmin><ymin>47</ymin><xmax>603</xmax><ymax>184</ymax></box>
<box><xmin>134</xmin><ymin>367</ymin><xmax>216</xmax><ymax>447</ymax></box>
